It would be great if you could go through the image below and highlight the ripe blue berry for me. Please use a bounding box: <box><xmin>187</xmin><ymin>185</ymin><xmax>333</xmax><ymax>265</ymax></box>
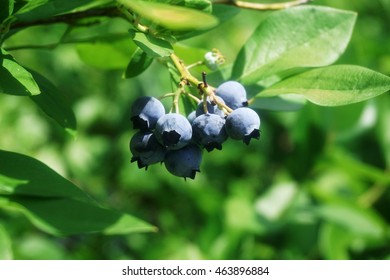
<box><xmin>225</xmin><ymin>107</ymin><xmax>260</xmax><ymax>145</ymax></box>
<box><xmin>192</xmin><ymin>114</ymin><xmax>228</xmax><ymax>151</ymax></box>
<box><xmin>215</xmin><ymin>81</ymin><xmax>248</xmax><ymax>110</ymax></box>
<box><xmin>155</xmin><ymin>113</ymin><xmax>192</xmax><ymax>150</ymax></box>
<box><xmin>130</xmin><ymin>96</ymin><xmax>165</xmax><ymax>131</ymax></box>
<box><xmin>187</xmin><ymin>111</ymin><xmax>197</xmax><ymax>124</ymax></box>
<box><xmin>195</xmin><ymin>97</ymin><xmax>225</xmax><ymax>118</ymax></box>
<box><xmin>164</xmin><ymin>144</ymin><xmax>202</xmax><ymax>179</ymax></box>
<box><xmin>130</xmin><ymin>131</ymin><xmax>166</xmax><ymax>169</ymax></box>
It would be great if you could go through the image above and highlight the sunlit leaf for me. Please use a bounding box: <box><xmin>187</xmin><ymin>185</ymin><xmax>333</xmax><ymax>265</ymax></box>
<box><xmin>131</xmin><ymin>31</ymin><xmax>173</xmax><ymax>57</ymax></box>
<box><xmin>118</xmin><ymin>0</ymin><xmax>218</xmax><ymax>31</ymax></box>
<box><xmin>4</xmin><ymin>196</ymin><xmax>156</xmax><ymax>235</ymax></box>
<box><xmin>259</xmin><ymin>65</ymin><xmax>390</xmax><ymax>106</ymax></box>
<box><xmin>0</xmin><ymin>48</ymin><xmax>40</xmax><ymax>96</ymax></box>
<box><xmin>0</xmin><ymin>150</ymin><xmax>156</xmax><ymax>235</ymax></box>
<box><xmin>232</xmin><ymin>6</ymin><xmax>357</xmax><ymax>84</ymax></box>
<box><xmin>0</xmin><ymin>150</ymin><xmax>93</xmax><ymax>202</ymax></box>
<box><xmin>76</xmin><ymin>37</ymin><xmax>137</xmax><ymax>70</ymax></box>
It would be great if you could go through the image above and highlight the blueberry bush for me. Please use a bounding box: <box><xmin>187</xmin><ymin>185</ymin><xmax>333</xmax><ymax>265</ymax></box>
<box><xmin>1</xmin><ymin>0</ymin><xmax>390</xmax><ymax>259</ymax></box>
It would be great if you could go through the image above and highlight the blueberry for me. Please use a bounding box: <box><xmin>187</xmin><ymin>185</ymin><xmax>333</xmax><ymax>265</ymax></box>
<box><xmin>225</xmin><ymin>107</ymin><xmax>260</xmax><ymax>145</ymax></box>
<box><xmin>155</xmin><ymin>113</ymin><xmax>192</xmax><ymax>150</ymax></box>
<box><xmin>192</xmin><ymin>114</ymin><xmax>228</xmax><ymax>151</ymax></box>
<box><xmin>129</xmin><ymin>131</ymin><xmax>166</xmax><ymax>169</ymax></box>
<box><xmin>164</xmin><ymin>144</ymin><xmax>202</xmax><ymax>179</ymax></box>
<box><xmin>215</xmin><ymin>81</ymin><xmax>248</xmax><ymax>110</ymax></box>
<box><xmin>130</xmin><ymin>96</ymin><xmax>165</xmax><ymax>131</ymax></box>
<box><xmin>195</xmin><ymin>96</ymin><xmax>225</xmax><ymax>118</ymax></box>
<box><xmin>187</xmin><ymin>111</ymin><xmax>197</xmax><ymax>124</ymax></box>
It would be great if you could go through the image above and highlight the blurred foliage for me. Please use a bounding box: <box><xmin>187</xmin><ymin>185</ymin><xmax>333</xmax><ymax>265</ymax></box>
<box><xmin>0</xmin><ymin>0</ymin><xmax>390</xmax><ymax>260</ymax></box>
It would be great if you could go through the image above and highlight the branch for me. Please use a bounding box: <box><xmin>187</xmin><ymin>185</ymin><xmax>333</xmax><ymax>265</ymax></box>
<box><xmin>170</xmin><ymin>53</ymin><xmax>234</xmax><ymax>113</ymax></box>
<box><xmin>10</xmin><ymin>7</ymin><xmax>121</xmax><ymax>30</ymax></box>
<box><xmin>214</xmin><ymin>0</ymin><xmax>312</xmax><ymax>11</ymax></box>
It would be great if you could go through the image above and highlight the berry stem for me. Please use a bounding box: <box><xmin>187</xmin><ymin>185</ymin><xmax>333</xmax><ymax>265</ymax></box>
<box><xmin>170</xmin><ymin>53</ymin><xmax>200</xmax><ymax>87</ymax></box>
<box><xmin>158</xmin><ymin>92</ymin><xmax>176</xmax><ymax>100</ymax></box>
<box><xmin>202</xmin><ymin>72</ymin><xmax>208</xmax><ymax>88</ymax></box>
<box><xmin>210</xmin><ymin>95</ymin><xmax>234</xmax><ymax>113</ymax></box>
<box><xmin>170</xmin><ymin>53</ymin><xmax>234</xmax><ymax>114</ymax></box>
<box><xmin>172</xmin><ymin>88</ymin><xmax>182</xmax><ymax>114</ymax></box>
<box><xmin>202</xmin><ymin>94</ymin><xmax>208</xmax><ymax>114</ymax></box>
<box><xmin>186</xmin><ymin>61</ymin><xmax>204</xmax><ymax>70</ymax></box>
<box><xmin>183</xmin><ymin>92</ymin><xmax>201</xmax><ymax>103</ymax></box>
<box><xmin>247</xmin><ymin>97</ymin><xmax>255</xmax><ymax>105</ymax></box>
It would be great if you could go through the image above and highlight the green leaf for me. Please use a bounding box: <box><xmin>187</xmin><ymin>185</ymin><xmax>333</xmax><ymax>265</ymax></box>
<box><xmin>316</xmin><ymin>203</ymin><xmax>387</xmax><ymax>240</ymax></box>
<box><xmin>4</xmin><ymin>196</ymin><xmax>156</xmax><ymax>235</ymax></box>
<box><xmin>118</xmin><ymin>0</ymin><xmax>218</xmax><ymax>31</ymax></box>
<box><xmin>0</xmin><ymin>0</ymin><xmax>14</xmax><ymax>22</ymax></box>
<box><xmin>225</xmin><ymin>195</ymin><xmax>260</xmax><ymax>233</ymax></box>
<box><xmin>255</xmin><ymin>181</ymin><xmax>298</xmax><ymax>221</ymax></box>
<box><xmin>319</xmin><ymin>223</ymin><xmax>350</xmax><ymax>260</ymax></box>
<box><xmin>0</xmin><ymin>150</ymin><xmax>93</xmax><ymax>203</ymax></box>
<box><xmin>181</xmin><ymin>0</ymin><xmax>212</xmax><ymax>13</ymax></box>
<box><xmin>131</xmin><ymin>31</ymin><xmax>173</xmax><ymax>58</ymax></box>
<box><xmin>123</xmin><ymin>47</ymin><xmax>154</xmax><ymax>78</ymax></box>
<box><xmin>259</xmin><ymin>65</ymin><xmax>390</xmax><ymax>106</ymax></box>
<box><xmin>76</xmin><ymin>37</ymin><xmax>137</xmax><ymax>70</ymax></box>
<box><xmin>232</xmin><ymin>5</ymin><xmax>357</xmax><ymax>84</ymax></box>
<box><xmin>328</xmin><ymin>148</ymin><xmax>390</xmax><ymax>184</ymax></box>
<box><xmin>0</xmin><ymin>150</ymin><xmax>156</xmax><ymax>235</ymax></box>
<box><xmin>172</xmin><ymin>3</ymin><xmax>239</xmax><ymax>40</ymax></box>
<box><xmin>0</xmin><ymin>48</ymin><xmax>40</xmax><ymax>96</ymax></box>
<box><xmin>29</xmin><ymin>70</ymin><xmax>77</xmax><ymax>136</ymax></box>
<box><xmin>14</xmin><ymin>0</ymin><xmax>94</xmax><ymax>22</ymax></box>
<box><xmin>251</xmin><ymin>95</ymin><xmax>307</xmax><ymax>111</ymax></box>
<box><xmin>0</xmin><ymin>224</ymin><xmax>13</xmax><ymax>260</ymax></box>
<box><xmin>212</xmin><ymin>3</ymin><xmax>240</xmax><ymax>22</ymax></box>
<box><xmin>12</xmin><ymin>234</ymin><xmax>65</xmax><ymax>259</ymax></box>
<box><xmin>154</xmin><ymin>0</ymin><xmax>212</xmax><ymax>13</ymax></box>
<box><xmin>376</xmin><ymin>95</ymin><xmax>390</xmax><ymax>166</ymax></box>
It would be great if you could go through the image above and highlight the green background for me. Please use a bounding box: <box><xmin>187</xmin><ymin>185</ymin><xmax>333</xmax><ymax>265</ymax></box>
<box><xmin>0</xmin><ymin>0</ymin><xmax>389</xmax><ymax>259</ymax></box>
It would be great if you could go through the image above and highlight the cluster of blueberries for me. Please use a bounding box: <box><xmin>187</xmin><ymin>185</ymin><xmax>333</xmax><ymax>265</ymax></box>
<box><xmin>129</xmin><ymin>81</ymin><xmax>261</xmax><ymax>179</ymax></box>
